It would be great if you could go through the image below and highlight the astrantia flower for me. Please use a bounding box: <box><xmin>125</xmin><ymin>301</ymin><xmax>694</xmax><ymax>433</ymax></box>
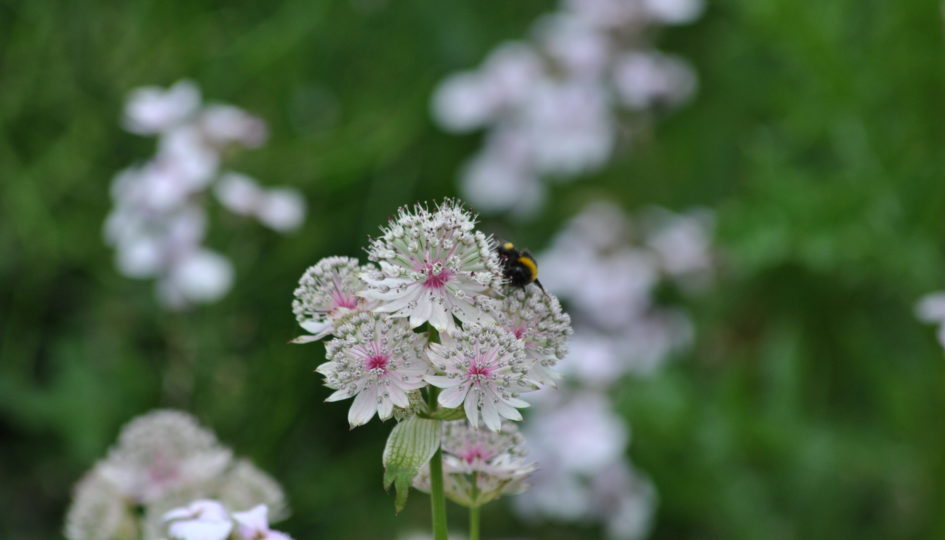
<box><xmin>292</xmin><ymin>256</ymin><xmax>373</xmax><ymax>342</ymax></box>
<box><xmin>65</xmin><ymin>410</ymin><xmax>289</xmax><ymax>540</ymax></box>
<box><xmin>98</xmin><ymin>410</ymin><xmax>233</xmax><ymax>504</ymax></box>
<box><xmin>232</xmin><ymin>505</ymin><xmax>293</xmax><ymax>540</ymax></box>
<box><xmin>426</xmin><ymin>324</ymin><xmax>532</xmax><ymax>431</ymax></box>
<box><xmin>413</xmin><ymin>420</ymin><xmax>535</xmax><ymax>507</ymax></box>
<box><xmin>320</xmin><ymin>312</ymin><xmax>431</xmax><ymax>427</ymax></box>
<box><xmin>162</xmin><ymin>500</ymin><xmax>233</xmax><ymax>540</ymax></box>
<box><xmin>64</xmin><ymin>471</ymin><xmax>136</xmax><ymax>540</ymax></box>
<box><xmin>360</xmin><ymin>201</ymin><xmax>503</xmax><ymax>333</ymax></box>
<box><xmin>496</xmin><ymin>286</ymin><xmax>572</xmax><ymax>387</ymax></box>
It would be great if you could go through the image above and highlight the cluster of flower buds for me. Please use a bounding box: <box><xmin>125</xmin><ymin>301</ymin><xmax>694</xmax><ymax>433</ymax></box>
<box><xmin>512</xmin><ymin>201</ymin><xmax>713</xmax><ymax>539</ymax></box>
<box><xmin>413</xmin><ymin>420</ymin><xmax>535</xmax><ymax>507</ymax></box>
<box><xmin>161</xmin><ymin>500</ymin><xmax>291</xmax><ymax>540</ymax></box>
<box><xmin>104</xmin><ymin>80</ymin><xmax>306</xmax><ymax>309</ymax></box>
<box><xmin>64</xmin><ymin>410</ymin><xmax>287</xmax><ymax>540</ymax></box>
<box><xmin>293</xmin><ymin>199</ymin><xmax>571</xmax><ymax>510</ymax></box>
<box><xmin>431</xmin><ymin>0</ymin><xmax>702</xmax><ymax>215</ymax></box>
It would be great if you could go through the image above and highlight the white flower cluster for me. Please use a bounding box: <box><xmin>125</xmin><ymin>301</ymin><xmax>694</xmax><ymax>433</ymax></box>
<box><xmin>432</xmin><ymin>0</ymin><xmax>701</xmax><ymax>215</ymax></box>
<box><xmin>292</xmin><ymin>200</ymin><xmax>572</xmax><ymax>431</ymax></box>
<box><xmin>514</xmin><ymin>201</ymin><xmax>713</xmax><ymax>539</ymax></box>
<box><xmin>64</xmin><ymin>410</ymin><xmax>287</xmax><ymax>540</ymax></box>
<box><xmin>413</xmin><ymin>420</ymin><xmax>536</xmax><ymax>507</ymax></box>
<box><xmin>104</xmin><ymin>80</ymin><xmax>306</xmax><ymax>309</ymax></box>
<box><xmin>161</xmin><ymin>500</ymin><xmax>291</xmax><ymax>540</ymax></box>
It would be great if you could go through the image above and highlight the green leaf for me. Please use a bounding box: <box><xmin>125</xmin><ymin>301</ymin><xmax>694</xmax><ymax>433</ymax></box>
<box><xmin>382</xmin><ymin>415</ymin><xmax>441</xmax><ymax>513</ymax></box>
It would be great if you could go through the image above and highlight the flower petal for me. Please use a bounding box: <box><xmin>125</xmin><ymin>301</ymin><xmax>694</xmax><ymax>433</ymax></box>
<box><xmin>348</xmin><ymin>387</ymin><xmax>378</xmax><ymax>427</ymax></box>
<box><xmin>438</xmin><ymin>383</ymin><xmax>470</xmax><ymax>408</ymax></box>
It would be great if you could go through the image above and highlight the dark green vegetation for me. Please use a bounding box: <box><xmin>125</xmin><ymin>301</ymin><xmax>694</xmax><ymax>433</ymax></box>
<box><xmin>2</xmin><ymin>0</ymin><xmax>945</xmax><ymax>538</ymax></box>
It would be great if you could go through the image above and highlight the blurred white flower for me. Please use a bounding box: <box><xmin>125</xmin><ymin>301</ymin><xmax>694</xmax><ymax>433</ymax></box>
<box><xmin>522</xmin><ymin>80</ymin><xmax>615</xmax><ymax>176</ymax></box>
<box><xmin>199</xmin><ymin>104</ymin><xmax>268</xmax><ymax>148</ymax></box>
<box><xmin>460</xmin><ymin>131</ymin><xmax>545</xmax><ymax>215</ymax></box>
<box><xmin>534</xmin><ymin>14</ymin><xmax>611</xmax><ymax>79</ymax></box>
<box><xmin>642</xmin><ymin>207</ymin><xmax>714</xmax><ymax>278</ymax></box>
<box><xmin>915</xmin><ymin>291</ymin><xmax>945</xmax><ymax>349</ymax></box>
<box><xmin>916</xmin><ymin>291</ymin><xmax>945</xmax><ymax>323</ymax></box>
<box><xmin>64</xmin><ymin>472</ymin><xmax>135</xmax><ymax>540</ymax></box>
<box><xmin>158</xmin><ymin>248</ymin><xmax>235</xmax><ymax>309</ymax></box>
<box><xmin>124</xmin><ymin>80</ymin><xmax>201</xmax><ymax>135</ymax></box>
<box><xmin>526</xmin><ymin>392</ymin><xmax>628</xmax><ymax>475</ymax></box>
<box><xmin>320</xmin><ymin>312</ymin><xmax>431</xmax><ymax>427</ymax></box>
<box><xmin>106</xmin><ymin>80</ymin><xmax>308</xmax><ymax>309</ymax></box>
<box><xmin>160</xmin><ymin>501</ymin><xmax>292</xmax><ymax>540</ymax></box>
<box><xmin>97</xmin><ymin>411</ymin><xmax>234</xmax><ymax>504</ymax></box>
<box><xmin>591</xmin><ymin>463</ymin><xmax>657</xmax><ymax>540</ymax></box>
<box><xmin>214</xmin><ymin>173</ymin><xmax>265</xmax><ymax>216</ymax></box>
<box><xmin>157</xmin><ymin>125</ymin><xmax>220</xmax><ymax>187</ymax></box>
<box><xmin>215</xmin><ymin>174</ymin><xmax>306</xmax><ymax>232</ymax></box>
<box><xmin>432</xmin><ymin>0</ymin><xmax>700</xmax><ymax>217</ymax></box>
<box><xmin>642</xmin><ymin>0</ymin><xmax>703</xmax><ymax>24</ymax></box>
<box><xmin>564</xmin><ymin>0</ymin><xmax>647</xmax><ymax>29</ymax></box>
<box><xmin>65</xmin><ymin>410</ymin><xmax>289</xmax><ymax>540</ymax></box>
<box><xmin>162</xmin><ymin>500</ymin><xmax>233</xmax><ymax>540</ymax></box>
<box><xmin>514</xmin><ymin>200</ymin><xmax>713</xmax><ymax>535</ymax></box>
<box><xmin>256</xmin><ymin>188</ymin><xmax>306</xmax><ymax>232</ymax></box>
<box><xmin>232</xmin><ymin>505</ymin><xmax>293</xmax><ymax>540</ymax></box>
<box><xmin>360</xmin><ymin>201</ymin><xmax>502</xmax><ymax>333</ymax></box>
<box><xmin>612</xmin><ymin>51</ymin><xmax>697</xmax><ymax>110</ymax></box>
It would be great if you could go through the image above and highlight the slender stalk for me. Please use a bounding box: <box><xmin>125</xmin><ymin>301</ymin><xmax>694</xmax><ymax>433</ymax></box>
<box><xmin>427</xmin><ymin>388</ymin><xmax>448</xmax><ymax>540</ymax></box>
<box><xmin>468</xmin><ymin>472</ymin><xmax>481</xmax><ymax>540</ymax></box>
<box><xmin>469</xmin><ymin>505</ymin><xmax>481</xmax><ymax>540</ymax></box>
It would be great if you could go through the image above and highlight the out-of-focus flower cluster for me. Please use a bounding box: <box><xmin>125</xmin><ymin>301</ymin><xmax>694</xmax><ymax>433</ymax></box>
<box><xmin>65</xmin><ymin>410</ymin><xmax>287</xmax><ymax>540</ymax></box>
<box><xmin>413</xmin><ymin>420</ymin><xmax>535</xmax><ymax>507</ymax></box>
<box><xmin>514</xmin><ymin>201</ymin><xmax>714</xmax><ymax>539</ymax></box>
<box><xmin>292</xmin><ymin>200</ymin><xmax>572</xmax><ymax>433</ymax></box>
<box><xmin>431</xmin><ymin>0</ymin><xmax>701</xmax><ymax>215</ymax></box>
<box><xmin>161</xmin><ymin>500</ymin><xmax>291</xmax><ymax>540</ymax></box>
<box><xmin>104</xmin><ymin>80</ymin><xmax>306</xmax><ymax>309</ymax></box>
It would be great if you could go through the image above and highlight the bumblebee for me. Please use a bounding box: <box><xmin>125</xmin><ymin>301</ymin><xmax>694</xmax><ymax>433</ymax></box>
<box><xmin>497</xmin><ymin>241</ymin><xmax>545</xmax><ymax>292</ymax></box>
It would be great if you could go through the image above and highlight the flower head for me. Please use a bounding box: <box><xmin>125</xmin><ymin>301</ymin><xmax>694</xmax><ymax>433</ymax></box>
<box><xmin>232</xmin><ymin>505</ymin><xmax>293</xmax><ymax>540</ymax></box>
<box><xmin>426</xmin><ymin>324</ymin><xmax>532</xmax><ymax>431</ymax></box>
<box><xmin>360</xmin><ymin>200</ymin><xmax>503</xmax><ymax>333</ymax></box>
<box><xmin>124</xmin><ymin>80</ymin><xmax>201</xmax><ymax>135</ymax></box>
<box><xmin>292</xmin><ymin>256</ymin><xmax>373</xmax><ymax>342</ymax></box>
<box><xmin>65</xmin><ymin>410</ymin><xmax>288</xmax><ymax>540</ymax></box>
<box><xmin>496</xmin><ymin>286</ymin><xmax>572</xmax><ymax>387</ymax></box>
<box><xmin>414</xmin><ymin>420</ymin><xmax>535</xmax><ymax>507</ymax></box>
<box><xmin>98</xmin><ymin>410</ymin><xmax>233</xmax><ymax>504</ymax></box>
<box><xmin>320</xmin><ymin>312</ymin><xmax>431</xmax><ymax>427</ymax></box>
<box><xmin>162</xmin><ymin>499</ymin><xmax>233</xmax><ymax>540</ymax></box>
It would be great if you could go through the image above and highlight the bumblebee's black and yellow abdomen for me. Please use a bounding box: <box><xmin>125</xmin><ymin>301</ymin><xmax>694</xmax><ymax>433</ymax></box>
<box><xmin>496</xmin><ymin>241</ymin><xmax>544</xmax><ymax>291</ymax></box>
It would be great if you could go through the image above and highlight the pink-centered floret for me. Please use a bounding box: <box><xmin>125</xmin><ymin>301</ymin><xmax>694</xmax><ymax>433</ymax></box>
<box><xmin>359</xmin><ymin>200</ymin><xmax>504</xmax><ymax>334</ymax></box>
<box><xmin>426</xmin><ymin>324</ymin><xmax>532</xmax><ymax>431</ymax></box>
<box><xmin>320</xmin><ymin>312</ymin><xmax>431</xmax><ymax>428</ymax></box>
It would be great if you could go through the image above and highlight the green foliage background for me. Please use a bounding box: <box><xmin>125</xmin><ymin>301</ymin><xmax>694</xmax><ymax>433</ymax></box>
<box><xmin>2</xmin><ymin>0</ymin><xmax>945</xmax><ymax>538</ymax></box>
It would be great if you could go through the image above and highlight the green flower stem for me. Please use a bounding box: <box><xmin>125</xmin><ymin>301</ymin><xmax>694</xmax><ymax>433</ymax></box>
<box><xmin>469</xmin><ymin>505</ymin><xmax>481</xmax><ymax>540</ymax></box>
<box><xmin>427</xmin><ymin>388</ymin><xmax>448</xmax><ymax>540</ymax></box>
<box><xmin>469</xmin><ymin>472</ymin><xmax>481</xmax><ymax>540</ymax></box>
